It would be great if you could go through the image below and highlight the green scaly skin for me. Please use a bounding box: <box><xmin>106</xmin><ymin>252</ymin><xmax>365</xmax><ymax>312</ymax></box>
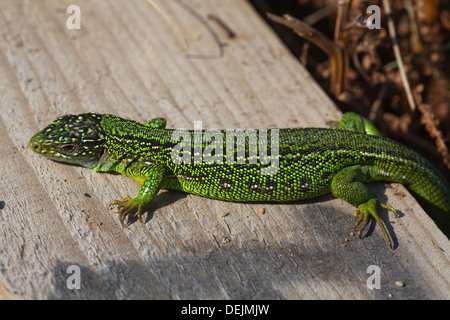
<box><xmin>29</xmin><ymin>112</ymin><xmax>450</xmax><ymax>248</ymax></box>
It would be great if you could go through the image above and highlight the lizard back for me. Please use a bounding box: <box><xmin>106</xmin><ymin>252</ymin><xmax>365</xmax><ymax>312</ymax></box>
<box><xmin>99</xmin><ymin>114</ymin><xmax>450</xmax><ymax>212</ymax></box>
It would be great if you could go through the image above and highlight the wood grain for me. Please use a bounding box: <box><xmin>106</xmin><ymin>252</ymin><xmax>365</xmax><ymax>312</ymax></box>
<box><xmin>0</xmin><ymin>0</ymin><xmax>449</xmax><ymax>299</ymax></box>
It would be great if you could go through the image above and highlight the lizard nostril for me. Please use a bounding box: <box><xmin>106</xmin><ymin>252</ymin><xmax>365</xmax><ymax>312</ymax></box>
<box><xmin>29</xmin><ymin>134</ymin><xmax>43</xmax><ymax>153</ymax></box>
<box><xmin>31</xmin><ymin>142</ymin><xmax>40</xmax><ymax>152</ymax></box>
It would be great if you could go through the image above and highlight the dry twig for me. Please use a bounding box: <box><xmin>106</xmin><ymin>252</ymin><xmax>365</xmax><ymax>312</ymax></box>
<box><xmin>382</xmin><ymin>0</ymin><xmax>416</xmax><ymax>112</ymax></box>
<box><xmin>267</xmin><ymin>13</ymin><xmax>344</xmax><ymax>96</ymax></box>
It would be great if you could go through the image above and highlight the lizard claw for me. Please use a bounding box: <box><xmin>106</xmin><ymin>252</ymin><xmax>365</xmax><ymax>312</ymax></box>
<box><xmin>110</xmin><ymin>195</ymin><xmax>145</xmax><ymax>226</ymax></box>
<box><xmin>353</xmin><ymin>198</ymin><xmax>398</xmax><ymax>249</ymax></box>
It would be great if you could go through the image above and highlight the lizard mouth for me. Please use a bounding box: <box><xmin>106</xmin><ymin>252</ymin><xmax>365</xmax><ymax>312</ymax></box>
<box><xmin>29</xmin><ymin>132</ymin><xmax>56</xmax><ymax>157</ymax></box>
<box><xmin>29</xmin><ymin>132</ymin><xmax>71</xmax><ymax>159</ymax></box>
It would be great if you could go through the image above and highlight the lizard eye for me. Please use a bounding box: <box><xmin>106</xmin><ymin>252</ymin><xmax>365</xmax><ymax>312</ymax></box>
<box><xmin>60</xmin><ymin>144</ymin><xmax>78</xmax><ymax>155</ymax></box>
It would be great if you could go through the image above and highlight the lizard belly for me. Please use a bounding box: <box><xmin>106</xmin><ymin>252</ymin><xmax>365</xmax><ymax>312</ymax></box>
<box><xmin>170</xmin><ymin>163</ymin><xmax>334</xmax><ymax>202</ymax></box>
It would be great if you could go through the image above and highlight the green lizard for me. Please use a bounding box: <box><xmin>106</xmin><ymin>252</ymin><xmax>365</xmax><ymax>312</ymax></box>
<box><xmin>29</xmin><ymin>112</ymin><xmax>450</xmax><ymax>248</ymax></box>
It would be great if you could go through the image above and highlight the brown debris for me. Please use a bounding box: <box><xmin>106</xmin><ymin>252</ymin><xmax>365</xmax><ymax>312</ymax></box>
<box><xmin>255</xmin><ymin>0</ymin><xmax>450</xmax><ymax>171</ymax></box>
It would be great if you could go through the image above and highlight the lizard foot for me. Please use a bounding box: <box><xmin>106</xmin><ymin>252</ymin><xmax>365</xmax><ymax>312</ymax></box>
<box><xmin>353</xmin><ymin>198</ymin><xmax>398</xmax><ymax>249</ymax></box>
<box><xmin>109</xmin><ymin>195</ymin><xmax>145</xmax><ymax>227</ymax></box>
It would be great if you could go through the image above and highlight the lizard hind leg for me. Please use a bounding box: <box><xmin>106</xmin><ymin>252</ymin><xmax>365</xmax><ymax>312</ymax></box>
<box><xmin>331</xmin><ymin>165</ymin><xmax>398</xmax><ymax>248</ymax></box>
<box><xmin>339</xmin><ymin>112</ymin><xmax>381</xmax><ymax>136</ymax></box>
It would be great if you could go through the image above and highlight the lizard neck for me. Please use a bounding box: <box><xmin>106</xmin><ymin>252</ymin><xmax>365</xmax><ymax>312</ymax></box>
<box><xmin>95</xmin><ymin>114</ymin><xmax>176</xmax><ymax>172</ymax></box>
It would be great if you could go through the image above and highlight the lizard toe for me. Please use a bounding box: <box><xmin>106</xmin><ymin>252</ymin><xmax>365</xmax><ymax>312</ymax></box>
<box><xmin>354</xmin><ymin>198</ymin><xmax>397</xmax><ymax>249</ymax></box>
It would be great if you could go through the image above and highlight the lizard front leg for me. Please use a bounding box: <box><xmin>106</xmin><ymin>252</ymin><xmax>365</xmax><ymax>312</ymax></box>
<box><xmin>145</xmin><ymin>117</ymin><xmax>166</xmax><ymax>129</ymax></box>
<box><xmin>111</xmin><ymin>163</ymin><xmax>166</xmax><ymax>226</ymax></box>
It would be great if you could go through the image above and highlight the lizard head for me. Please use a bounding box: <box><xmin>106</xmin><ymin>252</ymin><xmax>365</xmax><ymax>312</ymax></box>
<box><xmin>29</xmin><ymin>113</ymin><xmax>105</xmax><ymax>169</ymax></box>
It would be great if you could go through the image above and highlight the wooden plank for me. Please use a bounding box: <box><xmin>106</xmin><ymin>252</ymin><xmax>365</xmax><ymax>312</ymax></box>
<box><xmin>0</xmin><ymin>0</ymin><xmax>449</xmax><ymax>300</ymax></box>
